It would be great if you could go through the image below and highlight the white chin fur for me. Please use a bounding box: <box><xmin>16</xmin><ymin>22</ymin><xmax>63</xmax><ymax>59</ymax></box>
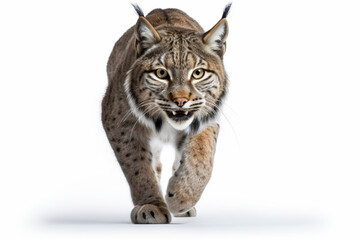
<box><xmin>166</xmin><ymin>116</ymin><xmax>194</xmax><ymax>131</ymax></box>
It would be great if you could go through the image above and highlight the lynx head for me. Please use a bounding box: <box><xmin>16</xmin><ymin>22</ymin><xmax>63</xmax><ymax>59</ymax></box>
<box><xmin>125</xmin><ymin>4</ymin><xmax>231</xmax><ymax>133</ymax></box>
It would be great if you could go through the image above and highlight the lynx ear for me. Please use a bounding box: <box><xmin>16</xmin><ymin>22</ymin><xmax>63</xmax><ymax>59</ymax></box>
<box><xmin>203</xmin><ymin>18</ymin><xmax>229</xmax><ymax>56</ymax></box>
<box><xmin>135</xmin><ymin>17</ymin><xmax>161</xmax><ymax>56</ymax></box>
<box><xmin>203</xmin><ymin>3</ymin><xmax>231</xmax><ymax>56</ymax></box>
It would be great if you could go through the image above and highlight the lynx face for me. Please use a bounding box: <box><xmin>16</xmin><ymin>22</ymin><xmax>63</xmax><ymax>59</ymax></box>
<box><xmin>125</xmin><ymin>17</ymin><xmax>228</xmax><ymax>132</ymax></box>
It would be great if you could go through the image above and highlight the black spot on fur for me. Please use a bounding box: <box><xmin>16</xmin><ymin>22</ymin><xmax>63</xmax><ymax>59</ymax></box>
<box><xmin>150</xmin><ymin>211</ymin><xmax>155</xmax><ymax>218</ymax></box>
<box><xmin>125</xmin><ymin>153</ymin><xmax>131</xmax><ymax>157</ymax></box>
<box><xmin>121</xmin><ymin>132</ymin><xmax>125</xmax><ymax>136</ymax></box>
<box><xmin>165</xmin><ymin>214</ymin><xmax>169</xmax><ymax>223</ymax></box>
<box><xmin>187</xmin><ymin>211</ymin><xmax>191</xmax><ymax>216</ymax></box>
<box><xmin>141</xmin><ymin>156</ymin><xmax>144</xmax><ymax>161</ymax></box>
<box><xmin>141</xmin><ymin>147</ymin><xmax>146</xmax><ymax>152</ymax></box>
<box><xmin>154</xmin><ymin>117</ymin><xmax>162</xmax><ymax>132</ymax></box>
<box><xmin>116</xmin><ymin>147</ymin><xmax>121</xmax><ymax>152</ymax></box>
<box><xmin>190</xmin><ymin>118</ymin><xmax>200</xmax><ymax>133</ymax></box>
<box><xmin>142</xmin><ymin>212</ymin><xmax>146</xmax><ymax>219</ymax></box>
<box><xmin>135</xmin><ymin>171</ymin><xmax>139</xmax><ymax>176</ymax></box>
<box><xmin>168</xmin><ymin>192</ymin><xmax>174</xmax><ymax>198</ymax></box>
<box><xmin>133</xmin><ymin>158</ymin><xmax>138</xmax><ymax>162</ymax></box>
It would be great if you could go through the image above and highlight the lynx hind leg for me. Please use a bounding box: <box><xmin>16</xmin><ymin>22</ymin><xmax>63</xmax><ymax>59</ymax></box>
<box><xmin>166</xmin><ymin>124</ymin><xmax>219</xmax><ymax>215</ymax></box>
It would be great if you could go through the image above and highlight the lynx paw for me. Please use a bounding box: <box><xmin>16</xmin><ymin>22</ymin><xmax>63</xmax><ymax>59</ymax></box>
<box><xmin>131</xmin><ymin>204</ymin><xmax>171</xmax><ymax>224</ymax></box>
<box><xmin>173</xmin><ymin>207</ymin><xmax>197</xmax><ymax>217</ymax></box>
<box><xmin>166</xmin><ymin>181</ymin><xmax>195</xmax><ymax>215</ymax></box>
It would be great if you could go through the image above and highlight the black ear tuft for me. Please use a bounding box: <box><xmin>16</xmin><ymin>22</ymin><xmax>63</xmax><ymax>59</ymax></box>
<box><xmin>222</xmin><ymin>3</ymin><xmax>232</xmax><ymax>19</ymax></box>
<box><xmin>132</xmin><ymin>3</ymin><xmax>144</xmax><ymax>17</ymax></box>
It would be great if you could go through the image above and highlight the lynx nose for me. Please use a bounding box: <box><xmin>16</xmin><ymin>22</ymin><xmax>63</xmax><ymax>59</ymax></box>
<box><xmin>172</xmin><ymin>97</ymin><xmax>188</xmax><ymax>107</ymax></box>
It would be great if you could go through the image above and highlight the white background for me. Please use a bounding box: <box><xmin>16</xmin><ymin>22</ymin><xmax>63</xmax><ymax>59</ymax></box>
<box><xmin>1</xmin><ymin>0</ymin><xmax>359</xmax><ymax>239</ymax></box>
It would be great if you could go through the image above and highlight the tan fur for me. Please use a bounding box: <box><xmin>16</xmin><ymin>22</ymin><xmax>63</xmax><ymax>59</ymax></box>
<box><xmin>102</xmin><ymin>5</ymin><xmax>230</xmax><ymax>224</ymax></box>
<box><xmin>166</xmin><ymin>124</ymin><xmax>219</xmax><ymax>213</ymax></box>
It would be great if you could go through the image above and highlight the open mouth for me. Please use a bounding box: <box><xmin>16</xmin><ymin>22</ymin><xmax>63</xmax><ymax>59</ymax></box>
<box><xmin>166</xmin><ymin>110</ymin><xmax>194</xmax><ymax>121</ymax></box>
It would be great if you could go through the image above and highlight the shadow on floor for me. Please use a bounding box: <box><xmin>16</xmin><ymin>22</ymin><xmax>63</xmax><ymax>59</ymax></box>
<box><xmin>41</xmin><ymin>208</ymin><xmax>322</xmax><ymax>230</ymax></box>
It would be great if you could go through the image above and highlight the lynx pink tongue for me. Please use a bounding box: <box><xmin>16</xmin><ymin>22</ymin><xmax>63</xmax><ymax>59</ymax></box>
<box><xmin>171</xmin><ymin>111</ymin><xmax>188</xmax><ymax>116</ymax></box>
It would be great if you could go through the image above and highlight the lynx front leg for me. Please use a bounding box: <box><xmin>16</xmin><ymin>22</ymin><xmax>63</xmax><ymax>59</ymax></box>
<box><xmin>107</xmin><ymin>125</ymin><xmax>171</xmax><ymax>224</ymax></box>
<box><xmin>166</xmin><ymin>124</ymin><xmax>219</xmax><ymax>215</ymax></box>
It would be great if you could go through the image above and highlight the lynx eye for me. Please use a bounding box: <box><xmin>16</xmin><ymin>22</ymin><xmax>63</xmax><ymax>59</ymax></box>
<box><xmin>155</xmin><ymin>69</ymin><xmax>169</xmax><ymax>79</ymax></box>
<box><xmin>192</xmin><ymin>68</ymin><xmax>205</xmax><ymax>79</ymax></box>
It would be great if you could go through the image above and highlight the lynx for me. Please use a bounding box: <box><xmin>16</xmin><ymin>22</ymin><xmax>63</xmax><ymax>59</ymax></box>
<box><xmin>102</xmin><ymin>4</ymin><xmax>231</xmax><ymax>224</ymax></box>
